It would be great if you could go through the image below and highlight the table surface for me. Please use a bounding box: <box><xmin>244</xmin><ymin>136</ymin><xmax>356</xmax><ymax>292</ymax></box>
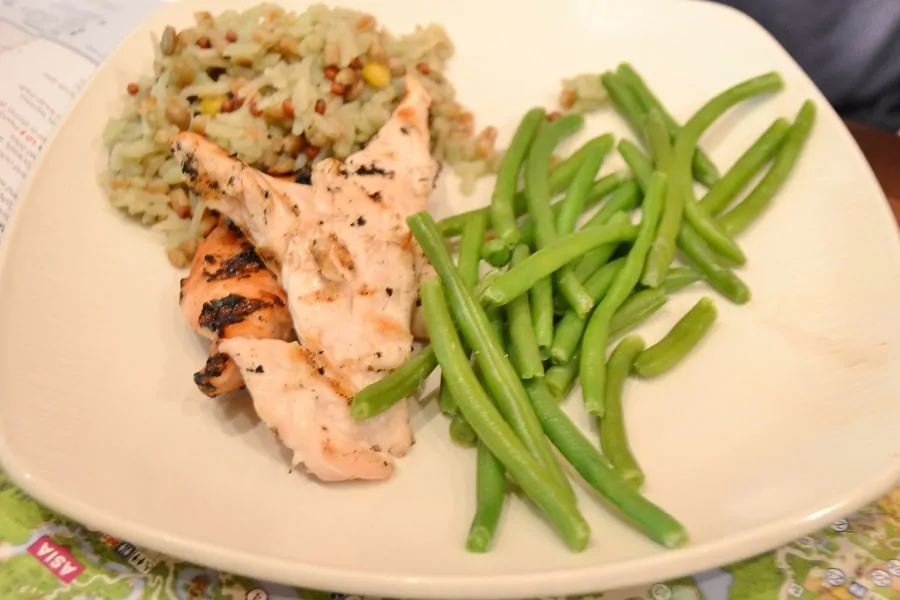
<box><xmin>1</xmin><ymin>123</ymin><xmax>900</xmax><ymax>600</ymax></box>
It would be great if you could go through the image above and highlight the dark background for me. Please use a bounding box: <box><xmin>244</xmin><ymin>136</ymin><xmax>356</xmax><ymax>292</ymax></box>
<box><xmin>712</xmin><ymin>0</ymin><xmax>900</xmax><ymax>132</ymax></box>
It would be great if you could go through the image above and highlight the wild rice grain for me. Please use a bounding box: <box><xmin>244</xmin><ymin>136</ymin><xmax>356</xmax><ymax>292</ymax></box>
<box><xmin>282</xmin><ymin>99</ymin><xmax>295</xmax><ymax>119</ymax></box>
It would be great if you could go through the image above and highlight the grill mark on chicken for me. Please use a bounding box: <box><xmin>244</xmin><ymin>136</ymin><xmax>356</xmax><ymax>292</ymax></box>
<box><xmin>205</xmin><ymin>247</ymin><xmax>267</xmax><ymax>282</ymax></box>
<box><xmin>198</xmin><ymin>294</ymin><xmax>272</xmax><ymax>337</ymax></box>
<box><xmin>194</xmin><ymin>352</ymin><xmax>231</xmax><ymax>395</ymax></box>
<box><xmin>353</xmin><ymin>164</ymin><xmax>395</xmax><ymax>178</ymax></box>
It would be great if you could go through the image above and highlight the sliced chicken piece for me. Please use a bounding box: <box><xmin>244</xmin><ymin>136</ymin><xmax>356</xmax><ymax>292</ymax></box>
<box><xmin>180</xmin><ymin>219</ymin><xmax>295</xmax><ymax>397</ymax></box>
<box><xmin>174</xmin><ymin>139</ymin><xmax>312</xmax><ymax>273</ymax></box>
<box><xmin>220</xmin><ymin>337</ymin><xmax>409</xmax><ymax>481</ymax></box>
<box><xmin>172</xmin><ymin>77</ymin><xmax>439</xmax><ymax>481</ymax></box>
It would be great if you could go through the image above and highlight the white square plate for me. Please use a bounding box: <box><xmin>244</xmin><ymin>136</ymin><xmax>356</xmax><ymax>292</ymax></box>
<box><xmin>3</xmin><ymin>0</ymin><xmax>900</xmax><ymax>598</ymax></box>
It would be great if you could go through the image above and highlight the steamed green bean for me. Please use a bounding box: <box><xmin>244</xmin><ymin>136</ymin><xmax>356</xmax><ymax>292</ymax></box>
<box><xmin>466</xmin><ymin>440</ymin><xmax>507</xmax><ymax>553</ymax></box>
<box><xmin>409</xmin><ymin>212</ymin><xmax>576</xmax><ymax>504</ymax></box>
<box><xmin>481</xmin><ymin>214</ymin><xmax>636</xmax><ymax>308</ymax></box>
<box><xmin>557</xmin><ymin>135</ymin><xmax>615</xmax><ymax>236</ymax></box>
<box><xmin>609</xmin><ymin>288</ymin><xmax>669</xmax><ymax>340</ymax></box>
<box><xmin>581</xmin><ymin>172</ymin><xmax>667</xmax><ymax>416</ymax></box>
<box><xmin>618</xmin><ymin>139</ymin><xmax>654</xmax><ymax>191</ymax></box>
<box><xmin>601</xmin><ymin>334</ymin><xmax>647</xmax><ymax>488</ymax></box>
<box><xmin>633</xmin><ymin>296</ymin><xmax>718</xmax><ymax>377</ymax></box>
<box><xmin>350</xmin><ymin>347</ymin><xmax>437</xmax><ymax>419</ymax></box>
<box><xmin>719</xmin><ymin>101</ymin><xmax>816</xmax><ymax>236</ymax></box>
<box><xmin>642</xmin><ymin>72</ymin><xmax>784</xmax><ymax>287</ymax></box>
<box><xmin>420</xmin><ymin>277</ymin><xmax>589</xmax><ymax>551</ymax></box>
<box><xmin>524</xmin><ymin>378</ymin><xmax>688</xmax><ymax>548</ymax></box>
<box><xmin>697</xmin><ymin>118</ymin><xmax>791</xmax><ymax>217</ymax></box>
<box><xmin>506</xmin><ymin>245</ymin><xmax>545</xmax><ymax>379</ymax></box>
<box><xmin>545</xmin><ymin>353</ymin><xmax>580</xmax><ymax>400</ymax></box>
<box><xmin>616</xmin><ymin>62</ymin><xmax>720</xmax><ymax>186</ymax></box>
<box><xmin>489</xmin><ymin>108</ymin><xmax>546</xmax><ymax>248</ymax></box>
<box><xmin>677</xmin><ymin>225</ymin><xmax>751</xmax><ymax>304</ymax></box>
<box><xmin>549</xmin><ymin>258</ymin><xmax>627</xmax><ymax>365</ymax></box>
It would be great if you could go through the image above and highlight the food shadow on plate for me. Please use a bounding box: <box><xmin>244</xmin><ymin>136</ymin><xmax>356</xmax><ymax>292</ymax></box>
<box><xmin>207</xmin><ymin>388</ymin><xmax>295</xmax><ymax>469</ymax></box>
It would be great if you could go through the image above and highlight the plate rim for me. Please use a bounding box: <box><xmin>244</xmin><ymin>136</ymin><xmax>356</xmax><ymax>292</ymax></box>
<box><xmin>2</xmin><ymin>0</ymin><xmax>899</xmax><ymax>597</ymax></box>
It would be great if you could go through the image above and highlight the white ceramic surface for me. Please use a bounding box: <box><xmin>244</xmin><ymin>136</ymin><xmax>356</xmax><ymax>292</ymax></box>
<box><xmin>3</xmin><ymin>0</ymin><xmax>900</xmax><ymax>598</ymax></box>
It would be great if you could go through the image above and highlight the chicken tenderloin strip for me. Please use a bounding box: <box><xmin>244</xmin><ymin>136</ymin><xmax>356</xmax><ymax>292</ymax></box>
<box><xmin>180</xmin><ymin>220</ymin><xmax>295</xmax><ymax>397</ymax></box>
<box><xmin>220</xmin><ymin>337</ymin><xmax>407</xmax><ymax>481</ymax></box>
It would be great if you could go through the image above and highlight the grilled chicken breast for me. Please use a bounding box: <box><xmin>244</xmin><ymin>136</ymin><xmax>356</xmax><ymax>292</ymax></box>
<box><xmin>180</xmin><ymin>220</ymin><xmax>295</xmax><ymax>397</ymax></box>
<box><xmin>172</xmin><ymin>76</ymin><xmax>439</xmax><ymax>481</ymax></box>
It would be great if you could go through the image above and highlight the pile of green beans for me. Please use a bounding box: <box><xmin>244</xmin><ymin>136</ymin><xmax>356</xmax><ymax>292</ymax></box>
<box><xmin>347</xmin><ymin>65</ymin><xmax>815</xmax><ymax>554</ymax></box>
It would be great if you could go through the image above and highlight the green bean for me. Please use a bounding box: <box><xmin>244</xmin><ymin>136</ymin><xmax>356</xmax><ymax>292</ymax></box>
<box><xmin>571</xmin><ymin>243</ymin><xmax>619</xmax><ymax>288</ymax></box>
<box><xmin>439</xmin><ymin>153</ymin><xmax>590</xmax><ymax>239</ymax></box>
<box><xmin>645</xmin><ymin>108</ymin><xmax>748</xmax><ymax>268</ymax></box>
<box><xmin>545</xmin><ymin>353</ymin><xmax>580</xmax><ymax>400</ymax></box>
<box><xmin>506</xmin><ymin>245</ymin><xmax>545</xmax><ymax>379</ymax></box>
<box><xmin>517</xmin><ymin>172</ymin><xmax>628</xmax><ymax>246</ymax></box>
<box><xmin>523</xmin><ymin>378</ymin><xmax>687</xmax><ymax>548</ymax></box>
<box><xmin>530</xmin><ymin>277</ymin><xmax>555</xmax><ymax>359</ymax></box>
<box><xmin>585</xmin><ymin>172</ymin><xmax>631</xmax><ymax>204</ymax></box>
<box><xmin>643</xmin><ymin>110</ymin><xmax>674</xmax><ymax>170</ymax></box>
<box><xmin>677</xmin><ymin>225</ymin><xmax>751</xmax><ymax>304</ymax></box>
<box><xmin>662</xmin><ymin>266</ymin><xmax>702</xmax><ymax>293</ymax></box>
<box><xmin>552</xmin><ymin>266</ymin><xmax>666</xmax><ymax>363</ymax></box>
<box><xmin>618</xmin><ymin>140</ymin><xmax>654</xmax><ymax>192</ymax></box>
<box><xmin>549</xmin><ymin>138</ymin><xmax>597</xmax><ymax>190</ymax></box>
<box><xmin>481</xmin><ymin>239</ymin><xmax>511</xmax><ymax>267</ymax></box>
<box><xmin>642</xmin><ymin>72</ymin><xmax>784</xmax><ymax>287</ymax></box>
<box><xmin>438</xmin><ymin>382</ymin><xmax>457</xmax><ymax>416</ymax></box>
<box><xmin>350</xmin><ymin>346</ymin><xmax>437</xmax><ymax>419</ymax></box>
<box><xmin>616</xmin><ymin>62</ymin><xmax>720</xmax><ymax>187</ymax></box>
<box><xmin>549</xmin><ymin>258</ymin><xmax>627</xmax><ymax>365</ymax></box>
<box><xmin>609</xmin><ymin>288</ymin><xmax>668</xmax><ymax>340</ymax></box>
<box><xmin>683</xmin><ymin>199</ymin><xmax>746</xmax><ymax>264</ymax></box>
<box><xmin>490</xmin><ymin>108</ymin><xmax>546</xmax><ymax>248</ymax></box>
<box><xmin>581</xmin><ymin>172</ymin><xmax>667</xmax><ymax>416</ymax></box>
<box><xmin>634</xmin><ymin>296</ymin><xmax>718</xmax><ymax>377</ymax></box>
<box><xmin>458</xmin><ymin>211</ymin><xmax>488</xmax><ymax>287</ymax></box>
<box><xmin>525</xmin><ymin>114</ymin><xmax>585</xmax><ymax>248</ymax></box>
<box><xmin>466</xmin><ymin>440</ymin><xmax>507</xmax><ymax>553</ymax></box>
<box><xmin>481</xmin><ymin>214</ymin><xmax>637</xmax><ymax>308</ymax></box>
<box><xmin>438</xmin><ymin>210</ymin><xmax>482</xmax><ymax>239</ymax></box>
<box><xmin>449</xmin><ymin>412</ymin><xmax>478</xmax><ymax>448</ymax></box>
<box><xmin>420</xmin><ymin>277</ymin><xmax>589</xmax><ymax>551</ymax></box>
<box><xmin>440</xmin><ymin>164</ymin><xmax>624</xmax><ymax>241</ymax></box>
<box><xmin>585</xmin><ymin>180</ymin><xmax>643</xmax><ymax>231</ymax></box>
<box><xmin>697</xmin><ymin>118</ymin><xmax>791</xmax><ymax>217</ymax></box>
<box><xmin>719</xmin><ymin>101</ymin><xmax>816</xmax><ymax>237</ymax></box>
<box><xmin>557</xmin><ymin>135</ymin><xmax>615</xmax><ymax>236</ymax></box>
<box><xmin>600</xmin><ymin>72</ymin><xmax>647</xmax><ymax>141</ymax></box>
<box><xmin>409</xmin><ymin>212</ymin><xmax>576</xmax><ymax>504</ymax></box>
<box><xmin>439</xmin><ymin>212</ymin><xmax>490</xmax><ymax>416</ymax></box>
<box><xmin>572</xmin><ymin>181</ymin><xmax>642</xmax><ymax>283</ymax></box>
<box><xmin>524</xmin><ymin>115</ymin><xmax>597</xmax><ymax>317</ymax></box>
<box><xmin>601</xmin><ymin>335</ymin><xmax>646</xmax><ymax>488</ymax></box>
<box><xmin>438</xmin><ymin>164</ymin><xmax>582</xmax><ymax>239</ymax></box>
